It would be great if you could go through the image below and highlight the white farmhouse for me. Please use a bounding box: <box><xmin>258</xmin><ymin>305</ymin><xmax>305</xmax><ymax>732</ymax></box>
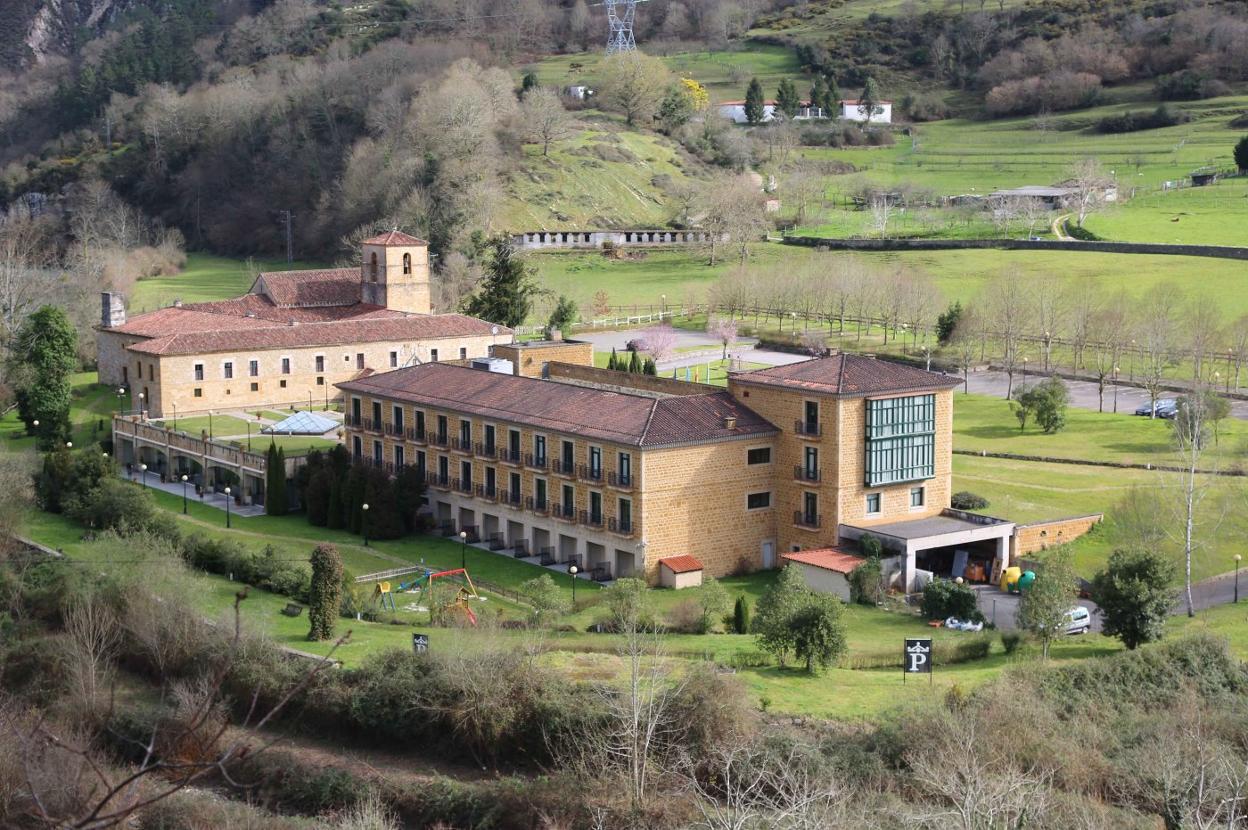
<box><xmin>839</xmin><ymin>98</ymin><xmax>892</xmax><ymax>124</ymax></box>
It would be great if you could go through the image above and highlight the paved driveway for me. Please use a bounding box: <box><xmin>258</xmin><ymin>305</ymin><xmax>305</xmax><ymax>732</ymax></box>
<box><xmin>961</xmin><ymin>370</ymin><xmax>1248</xmax><ymax>420</ymax></box>
<box><xmin>971</xmin><ymin>585</ymin><xmax>1102</xmax><ymax>633</ymax></box>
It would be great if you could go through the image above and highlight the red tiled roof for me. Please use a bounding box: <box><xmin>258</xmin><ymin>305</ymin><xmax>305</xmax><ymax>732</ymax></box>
<box><xmin>337</xmin><ymin>363</ymin><xmax>776</xmax><ymax>448</ymax></box>
<box><xmin>253</xmin><ymin>268</ymin><xmax>361</xmax><ymax>308</ymax></box>
<box><xmin>185</xmin><ymin>294</ymin><xmax>402</xmax><ymax>323</ymax></box>
<box><xmin>782</xmin><ymin>548</ymin><xmax>865</xmax><ymax>574</ymax></box>
<box><xmin>659</xmin><ymin>555</ymin><xmax>704</xmax><ymax>574</ymax></box>
<box><xmin>362</xmin><ymin>230</ymin><xmax>428</xmax><ymax>246</ymax></box>
<box><xmin>128</xmin><ymin>315</ymin><xmax>505</xmax><ymax>356</ymax></box>
<box><xmin>105</xmin><ymin>307</ymin><xmax>277</xmax><ymax>337</ymax></box>
<box><xmin>733</xmin><ymin>355</ymin><xmax>959</xmax><ymax>397</ymax></box>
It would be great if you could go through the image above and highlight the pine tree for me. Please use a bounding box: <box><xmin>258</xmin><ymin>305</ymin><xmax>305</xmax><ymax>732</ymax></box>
<box><xmin>776</xmin><ymin>78</ymin><xmax>800</xmax><ymax>118</ymax></box>
<box><xmin>744</xmin><ymin>77</ymin><xmax>766</xmax><ymax>125</ymax></box>
<box><xmin>8</xmin><ymin>306</ymin><xmax>77</xmax><ymax>449</ymax></box>
<box><xmin>547</xmin><ymin>294</ymin><xmax>578</xmax><ymax>333</ymax></box>
<box><xmin>462</xmin><ymin>236</ymin><xmax>540</xmax><ymax>327</ymax></box>
<box><xmin>264</xmin><ymin>442</ymin><xmax>283</xmax><ymax>516</ymax></box>
<box><xmin>643</xmin><ymin>357</ymin><xmax>657</xmax><ymax>375</ymax></box>
<box><xmin>810</xmin><ymin>76</ymin><xmax>829</xmax><ymax>117</ymax></box>
<box><xmin>733</xmin><ymin>595</ymin><xmax>751</xmax><ymax>634</ymax></box>
<box><xmin>627</xmin><ymin>349</ymin><xmax>642</xmax><ymax>374</ymax></box>
<box><xmin>307</xmin><ymin>543</ymin><xmax>343</xmax><ymax>641</ymax></box>
<box><xmin>859</xmin><ymin>77</ymin><xmax>883</xmax><ymax>125</ymax></box>
<box><xmin>607</xmin><ymin>347</ymin><xmax>619</xmax><ymax>370</ymax></box>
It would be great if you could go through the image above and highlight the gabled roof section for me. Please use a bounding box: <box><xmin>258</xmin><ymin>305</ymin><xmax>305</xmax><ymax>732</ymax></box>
<box><xmin>337</xmin><ymin>363</ymin><xmax>775</xmax><ymax>448</ymax></box>
<box><xmin>782</xmin><ymin>548</ymin><xmax>866</xmax><ymax>574</ymax></box>
<box><xmin>362</xmin><ymin>230</ymin><xmax>427</xmax><ymax>246</ymax></box>
<box><xmin>252</xmin><ymin>268</ymin><xmax>361</xmax><ymax>308</ymax></box>
<box><xmin>732</xmin><ymin>355</ymin><xmax>960</xmax><ymax>397</ymax></box>
<box><xmin>659</xmin><ymin>555</ymin><xmax>704</xmax><ymax>574</ymax></box>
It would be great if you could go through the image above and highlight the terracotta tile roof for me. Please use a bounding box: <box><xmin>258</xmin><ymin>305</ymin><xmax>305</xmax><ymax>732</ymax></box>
<box><xmin>253</xmin><ymin>268</ymin><xmax>362</xmax><ymax>308</ymax></box>
<box><xmin>733</xmin><ymin>354</ymin><xmax>960</xmax><ymax>397</ymax></box>
<box><xmin>128</xmin><ymin>315</ymin><xmax>505</xmax><ymax>357</ymax></box>
<box><xmin>185</xmin><ymin>294</ymin><xmax>401</xmax><ymax>324</ymax></box>
<box><xmin>105</xmin><ymin>307</ymin><xmax>277</xmax><ymax>337</ymax></box>
<box><xmin>659</xmin><ymin>555</ymin><xmax>704</xmax><ymax>574</ymax></box>
<box><xmin>782</xmin><ymin>548</ymin><xmax>866</xmax><ymax>574</ymax></box>
<box><xmin>362</xmin><ymin>230</ymin><xmax>428</xmax><ymax>246</ymax></box>
<box><xmin>337</xmin><ymin>363</ymin><xmax>776</xmax><ymax>448</ymax></box>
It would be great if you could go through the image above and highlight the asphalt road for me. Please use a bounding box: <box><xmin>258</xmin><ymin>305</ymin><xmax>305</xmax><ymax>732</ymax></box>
<box><xmin>960</xmin><ymin>370</ymin><xmax>1248</xmax><ymax>420</ymax></box>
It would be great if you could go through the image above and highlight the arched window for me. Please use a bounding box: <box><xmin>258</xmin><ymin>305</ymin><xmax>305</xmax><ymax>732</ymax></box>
<box><xmin>369</xmin><ymin>252</ymin><xmax>378</xmax><ymax>281</ymax></box>
<box><xmin>402</xmin><ymin>252</ymin><xmax>412</xmax><ymax>275</ymax></box>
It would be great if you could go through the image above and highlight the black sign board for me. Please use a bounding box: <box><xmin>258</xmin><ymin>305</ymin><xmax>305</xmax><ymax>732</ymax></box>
<box><xmin>412</xmin><ymin>633</ymin><xmax>430</xmax><ymax>654</ymax></box>
<box><xmin>904</xmin><ymin>638</ymin><xmax>932</xmax><ymax>683</ymax></box>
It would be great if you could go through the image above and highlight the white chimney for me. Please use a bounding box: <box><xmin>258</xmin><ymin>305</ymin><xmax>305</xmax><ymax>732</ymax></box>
<box><xmin>100</xmin><ymin>292</ymin><xmax>126</xmax><ymax>328</ymax></box>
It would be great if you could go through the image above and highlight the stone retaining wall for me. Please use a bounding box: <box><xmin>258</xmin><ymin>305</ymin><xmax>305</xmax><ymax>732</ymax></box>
<box><xmin>783</xmin><ymin>236</ymin><xmax>1248</xmax><ymax>261</ymax></box>
<box><xmin>1012</xmin><ymin>514</ymin><xmax>1104</xmax><ymax>559</ymax></box>
<box><xmin>513</xmin><ymin>230</ymin><xmax>718</xmax><ymax>250</ymax></box>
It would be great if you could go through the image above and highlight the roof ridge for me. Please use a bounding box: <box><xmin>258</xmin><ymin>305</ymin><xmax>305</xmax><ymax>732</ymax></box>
<box><xmin>638</xmin><ymin>398</ymin><xmax>661</xmax><ymax>445</ymax></box>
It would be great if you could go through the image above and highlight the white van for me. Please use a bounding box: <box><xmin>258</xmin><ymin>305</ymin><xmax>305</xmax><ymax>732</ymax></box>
<box><xmin>1064</xmin><ymin>606</ymin><xmax>1092</xmax><ymax>635</ymax></box>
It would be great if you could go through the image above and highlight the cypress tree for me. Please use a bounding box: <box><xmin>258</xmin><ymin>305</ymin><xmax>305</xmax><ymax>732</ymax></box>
<box><xmin>326</xmin><ymin>472</ymin><xmax>344</xmax><ymax>530</ymax></box>
<box><xmin>733</xmin><ymin>595</ymin><xmax>751</xmax><ymax>634</ymax></box>
<box><xmin>305</xmin><ymin>469</ymin><xmax>332</xmax><ymax>526</ymax></box>
<box><xmin>265</xmin><ymin>442</ymin><xmax>288</xmax><ymax>516</ymax></box>
<box><xmin>744</xmin><ymin>77</ymin><xmax>765</xmax><ymax>125</ymax></box>
<box><xmin>627</xmin><ymin>349</ymin><xmax>641</xmax><ymax>374</ymax></box>
<box><xmin>307</xmin><ymin>543</ymin><xmax>343</xmax><ymax>641</ymax></box>
<box><xmin>776</xmin><ymin>78</ymin><xmax>800</xmax><ymax>117</ymax></box>
<box><xmin>607</xmin><ymin>347</ymin><xmax>619</xmax><ymax>371</ymax></box>
<box><xmin>643</xmin><ymin>357</ymin><xmax>657</xmax><ymax>376</ymax></box>
<box><xmin>345</xmin><ymin>464</ymin><xmax>366</xmax><ymax>533</ymax></box>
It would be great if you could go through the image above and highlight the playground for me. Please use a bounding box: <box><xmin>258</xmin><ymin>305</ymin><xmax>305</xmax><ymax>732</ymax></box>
<box><xmin>360</xmin><ymin>565</ymin><xmax>486</xmax><ymax>626</ymax></box>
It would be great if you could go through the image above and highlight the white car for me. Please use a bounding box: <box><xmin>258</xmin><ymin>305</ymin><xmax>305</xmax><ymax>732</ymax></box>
<box><xmin>1064</xmin><ymin>606</ymin><xmax>1092</xmax><ymax>635</ymax></box>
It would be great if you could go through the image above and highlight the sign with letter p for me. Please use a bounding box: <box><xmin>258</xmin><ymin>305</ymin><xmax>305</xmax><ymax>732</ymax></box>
<box><xmin>904</xmin><ymin>638</ymin><xmax>932</xmax><ymax>674</ymax></box>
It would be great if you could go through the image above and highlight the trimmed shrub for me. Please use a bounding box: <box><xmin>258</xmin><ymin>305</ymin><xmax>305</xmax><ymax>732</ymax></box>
<box><xmin>951</xmin><ymin>491</ymin><xmax>989</xmax><ymax>510</ymax></box>
<box><xmin>920</xmin><ymin>578</ymin><xmax>982</xmax><ymax>622</ymax></box>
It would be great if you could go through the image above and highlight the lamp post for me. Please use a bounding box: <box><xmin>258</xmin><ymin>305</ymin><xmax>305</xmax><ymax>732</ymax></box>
<box><xmin>459</xmin><ymin>530</ymin><xmax>467</xmax><ymax>569</ymax></box>
<box><xmin>65</xmin><ymin>441</ymin><xmax>72</xmax><ymax>449</ymax></box>
<box><xmin>31</xmin><ymin>419</ymin><xmax>38</xmax><ymax>442</ymax></box>
<box><xmin>247</xmin><ymin>421</ymin><xmax>252</xmax><ymax>452</ymax></box>
<box><xmin>138</xmin><ymin>392</ymin><xmax>145</xmax><ymax>416</ymax></box>
<box><xmin>181</xmin><ymin>474</ymin><xmax>189</xmax><ymax>514</ymax></box>
<box><xmin>1021</xmin><ymin>356</ymin><xmax>1029</xmax><ymax>386</ymax></box>
<box><xmin>569</xmin><ymin>564</ymin><xmax>579</xmax><ymax>603</ymax></box>
<box><xmin>1129</xmin><ymin>339</ymin><xmax>1136</xmax><ymax>382</ymax></box>
<box><xmin>116</xmin><ymin>387</ymin><xmax>125</xmax><ymax>412</ymax></box>
<box><xmin>224</xmin><ymin>486</ymin><xmax>232</xmax><ymax>528</ymax></box>
<box><xmin>139</xmin><ymin>463</ymin><xmax>147</xmax><ymax>489</ymax></box>
<box><xmin>1235</xmin><ymin>554</ymin><xmax>1242</xmax><ymax>604</ymax></box>
<box><xmin>1112</xmin><ymin>366</ymin><xmax>1120</xmax><ymax>413</ymax></box>
<box><xmin>362</xmin><ymin>503</ymin><xmax>370</xmax><ymax>547</ymax></box>
<box><xmin>172</xmin><ymin>402</ymin><xmax>178</xmax><ymax>432</ymax></box>
<box><xmin>660</xmin><ymin>293</ymin><xmax>666</xmax><ymax>316</ymax></box>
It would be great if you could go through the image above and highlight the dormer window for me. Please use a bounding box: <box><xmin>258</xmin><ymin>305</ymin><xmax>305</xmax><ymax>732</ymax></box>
<box><xmin>369</xmin><ymin>252</ymin><xmax>378</xmax><ymax>281</ymax></box>
<box><xmin>402</xmin><ymin>252</ymin><xmax>412</xmax><ymax>275</ymax></box>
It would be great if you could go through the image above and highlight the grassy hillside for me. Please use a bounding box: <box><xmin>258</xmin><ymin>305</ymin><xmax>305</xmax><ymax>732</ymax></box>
<box><xmin>1084</xmin><ymin>178</ymin><xmax>1248</xmax><ymax>246</ymax></box>
<box><xmin>501</xmin><ymin>122</ymin><xmax>701</xmax><ymax>229</ymax></box>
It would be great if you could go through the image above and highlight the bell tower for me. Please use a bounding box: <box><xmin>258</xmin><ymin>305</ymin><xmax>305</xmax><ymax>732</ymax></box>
<box><xmin>360</xmin><ymin>230</ymin><xmax>431</xmax><ymax>315</ymax></box>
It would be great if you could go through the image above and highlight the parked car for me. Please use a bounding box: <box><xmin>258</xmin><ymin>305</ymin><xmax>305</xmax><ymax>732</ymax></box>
<box><xmin>1064</xmin><ymin>606</ymin><xmax>1092</xmax><ymax>635</ymax></box>
<box><xmin>1134</xmin><ymin>398</ymin><xmax>1177</xmax><ymax>417</ymax></box>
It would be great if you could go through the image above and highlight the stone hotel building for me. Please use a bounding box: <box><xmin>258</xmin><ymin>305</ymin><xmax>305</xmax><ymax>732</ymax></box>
<box><xmin>96</xmin><ymin>232</ymin><xmax>509</xmax><ymax>418</ymax></box>
<box><xmin>339</xmin><ymin>352</ymin><xmax>1016</xmax><ymax>588</ymax></box>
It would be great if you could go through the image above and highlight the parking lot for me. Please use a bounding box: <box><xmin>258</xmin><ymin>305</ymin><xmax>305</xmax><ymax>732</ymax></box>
<box><xmin>972</xmin><ymin>584</ymin><xmax>1103</xmax><ymax>634</ymax></box>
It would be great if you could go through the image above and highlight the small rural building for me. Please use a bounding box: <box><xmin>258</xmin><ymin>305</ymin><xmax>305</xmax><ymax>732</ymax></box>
<box><xmin>990</xmin><ymin>184</ymin><xmax>1118</xmax><ymax>207</ymax></box>
<box><xmin>839</xmin><ymin>99</ymin><xmax>892</xmax><ymax>124</ymax></box>
<box><xmin>1190</xmin><ymin>170</ymin><xmax>1218</xmax><ymax>186</ymax></box>
<box><xmin>565</xmin><ymin>85</ymin><xmax>592</xmax><ymax>100</ymax></box>
<box><xmin>782</xmin><ymin>548</ymin><xmax>866</xmax><ymax>602</ymax></box>
<box><xmin>658</xmin><ymin>555</ymin><xmax>704</xmax><ymax>589</ymax></box>
<box><xmin>716</xmin><ymin>101</ymin><xmax>828</xmax><ymax>124</ymax></box>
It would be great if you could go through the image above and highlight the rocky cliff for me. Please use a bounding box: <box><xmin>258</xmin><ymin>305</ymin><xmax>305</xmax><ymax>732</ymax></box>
<box><xmin>1</xmin><ymin>0</ymin><xmax>142</xmax><ymax>68</ymax></box>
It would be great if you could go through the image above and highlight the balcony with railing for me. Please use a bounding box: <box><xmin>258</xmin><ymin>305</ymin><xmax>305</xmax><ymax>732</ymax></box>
<box><xmin>552</xmin><ymin>502</ymin><xmax>575</xmax><ymax>521</ymax></box>
<box><xmin>553</xmin><ymin>457</ymin><xmax>575</xmax><ymax>477</ymax></box>
<box><xmin>538</xmin><ymin>546</ymin><xmax>557</xmax><ymax>566</ymax></box>
<box><xmin>579</xmin><ymin>464</ymin><xmax>604</xmax><ymax>483</ymax></box>
<box><xmin>525</xmin><ymin>452</ymin><xmax>548</xmax><ymax>471</ymax></box>
<box><xmin>429</xmin><ymin>432</ymin><xmax>449</xmax><ymax>448</ymax></box>
<box><xmin>383</xmin><ymin>422</ymin><xmax>403</xmax><ymax>437</ymax></box>
<box><xmin>525</xmin><ymin>495</ymin><xmax>549</xmax><ymax>515</ymax></box>
<box><xmin>498</xmin><ymin>489</ymin><xmax>521</xmax><ymax>506</ymax></box>
<box><xmin>580</xmin><ymin>509</ymin><xmax>604</xmax><ymax>528</ymax></box>
<box><xmin>474</xmin><ymin>441</ymin><xmax>496</xmax><ymax>459</ymax></box>
<box><xmin>451</xmin><ymin>436</ymin><xmax>472</xmax><ymax>453</ymax></box>
<box><xmin>607</xmin><ymin>471</ymin><xmax>634</xmax><ymax>489</ymax></box>
<box><xmin>511</xmin><ymin>539</ymin><xmax>529</xmax><ymax>558</ymax></box>
<box><xmin>794</xmin><ymin>465</ymin><xmax>821</xmax><ymax>483</ymax></box>
<box><xmin>362</xmin><ymin>418</ymin><xmax>383</xmax><ymax>433</ymax></box>
<box><xmin>475</xmin><ymin>483</ymin><xmax>497</xmax><ymax>501</ymax></box>
<box><xmin>452</xmin><ymin>477</ymin><xmax>473</xmax><ymax>495</ymax></box>
<box><xmin>793</xmin><ymin>510</ymin><xmax>822</xmax><ymax>529</ymax></box>
<box><xmin>497</xmin><ymin>447</ymin><xmax>522</xmax><ymax>465</ymax></box>
<box><xmin>794</xmin><ymin>420</ymin><xmax>822</xmax><ymax>438</ymax></box>
<box><xmin>426</xmin><ymin>471</ymin><xmax>450</xmax><ymax>489</ymax></box>
<box><xmin>607</xmin><ymin>516</ymin><xmax>634</xmax><ymax>536</ymax></box>
<box><xmin>406</xmin><ymin>426</ymin><xmax>426</xmax><ymax>444</ymax></box>
<box><xmin>345</xmin><ymin>413</ymin><xmax>363</xmax><ymax>428</ymax></box>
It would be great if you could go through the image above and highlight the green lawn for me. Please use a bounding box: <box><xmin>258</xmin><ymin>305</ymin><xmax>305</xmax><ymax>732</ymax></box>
<box><xmin>129</xmin><ymin>253</ymin><xmax>328</xmax><ymax>312</ymax></box>
<box><xmin>1084</xmin><ymin>178</ymin><xmax>1248</xmax><ymax>246</ymax></box>
<box><xmin>0</xmin><ymin>374</ymin><xmax>116</xmax><ymax>453</ymax></box>
<box><xmin>152</xmin><ymin>414</ymin><xmax>255</xmax><ymax>438</ymax></box>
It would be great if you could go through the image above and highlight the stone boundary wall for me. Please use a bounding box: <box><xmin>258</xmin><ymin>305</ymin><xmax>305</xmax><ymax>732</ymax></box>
<box><xmin>782</xmin><ymin>236</ymin><xmax>1248</xmax><ymax>261</ymax></box>
<box><xmin>953</xmin><ymin>447</ymin><xmax>1246</xmax><ymax>477</ymax></box>
<box><xmin>513</xmin><ymin>230</ymin><xmax>718</xmax><ymax>250</ymax></box>
<box><xmin>1012</xmin><ymin>514</ymin><xmax>1104</xmax><ymax>558</ymax></box>
<box><xmin>546</xmin><ymin>361</ymin><xmax>716</xmax><ymax>397</ymax></box>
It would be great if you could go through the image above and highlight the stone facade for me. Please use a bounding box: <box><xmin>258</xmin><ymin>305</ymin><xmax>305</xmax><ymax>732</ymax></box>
<box><xmin>1012</xmin><ymin>514</ymin><xmax>1103</xmax><ymax>559</ymax></box>
<box><xmin>490</xmin><ymin>340</ymin><xmax>595</xmax><ymax>378</ymax></box>
<box><xmin>359</xmin><ymin>239</ymin><xmax>431</xmax><ymax>314</ymax></box>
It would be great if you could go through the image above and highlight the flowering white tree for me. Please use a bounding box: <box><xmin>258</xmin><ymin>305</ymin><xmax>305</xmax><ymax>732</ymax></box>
<box><xmin>640</xmin><ymin>325</ymin><xmax>678</xmax><ymax>365</ymax></box>
<box><xmin>707</xmin><ymin>316</ymin><xmax>738</xmax><ymax>359</ymax></box>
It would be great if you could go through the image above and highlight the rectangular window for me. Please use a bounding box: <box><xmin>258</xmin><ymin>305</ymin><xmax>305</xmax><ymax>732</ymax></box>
<box><xmin>372</xmin><ymin>401</ymin><xmax>382</xmax><ymax>426</ymax></box>
<box><xmin>910</xmin><ymin>486</ymin><xmax>925</xmax><ymax>508</ymax></box>
<box><xmin>436</xmin><ymin>415</ymin><xmax>448</xmax><ymax>442</ymax></box>
<box><xmin>373</xmin><ymin>441</ymin><xmax>383</xmax><ymax>463</ymax></box>
<box><xmin>281</xmin><ymin>357</ymin><xmax>290</xmax><ymax>375</ymax></box>
<box><xmin>866</xmin><ymin>493</ymin><xmax>881</xmax><ymax>514</ymax></box>
<box><xmin>315</xmin><ymin>355</ymin><xmax>325</xmax><ymax>372</ymax></box>
<box><xmin>484</xmin><ymin>424</ymin><xmax>496</xmax><ymax>454</ymax></box>
<box><xmin>618</xmin><ymin>498</ymin><xmax>632</xmax><ymax>529</ymax></box>
<box><xmin>356</xmin><ymin>353</ymin><xmax>365</xmax><ymax>370</ymax></box>
<box><xmin>485</xmin><ymin>466</ymin><xmax>496</xmax><ymax>495</ymax></box>
<box><xmin>459</xmin><ymin>419</ymin><xmax>471</xmax><ymax>447</ymax></box>
<box><xmin>415</xmin><ymin>410</ymin><xmax>426</xmax><ymax>436</ymax></box>
<box><xmin>747</xmin><ymin>447</ymin><xmax>771</xmax><ymax>465</ymax></box>
<box><xmin>250</xmin><ymin>382</ymin><xmax>259</xmax><ymax>392</ymax></box>
<box><xmin>395</xmin><ymin>445</ymin><xmax>404</xmax><ymax>468</ymax></box>
<box><xmin>193</xmin><ymin>388</ymin><xmax>202</xmax><ymax>398</ymax></box>
<box><xmin>618</xmin><ymin>452</ymin><xmax>631</xmax><ymax>483</ymax></box>
<box><xmin>279</xmin><ymin>379</ymin><xmax>286</xmax><ymax>388</ymax></box>
<box><xmin>459</xmin><ymin>347</ymin><xmax>467</xmax><ymax>360</ymax></box>
<box><xmin>803</xmin><ymin>492</ymin><xmax>819</xmax><ymax>524</ymax></box>
<box><xmin>508</xmin><ymin>429</ymin><xmax>521</xmax><ymax>460</ymax></box>
<box><xmin>393</xmin><ymin>406</ymin><xmax>404</xmax><ymax>432</ymax></box>
<box><xmin>562</xmin><ymin>484</ymin><xmax>574</xmax><ymax>516</ymax></box>
<box><xmin>561</xmin><ymin>440</ymin><xmax>574</xmax><ymax>472</ymax></box>
<box><xmin>430</xmin><ymin>349</ymin><xmax>439</xmax><ymax>362</ymax></box>
<box><xmin>804</xmin><ymin>400</ymin><xmax>819</xmax><ymax>432</ymax></box>
<box><xmin>351</xmin><ymin>397</ymin><xmax>362</xmax><ymax>422</ymax></box>
<box><xmin>865</xmin><ymin>394</ymin><xmax>936</xmax><ymax>486</ymax></box>
<box><xmin>390</xmin><ymin>351</ymin><xmax>398</xmax><ymax>368</ymax></box>
<box><xmin>534</xmin><ymin>434</ymin><xmax>547</xmax><ymax>464</ymax></box>
<box><xmin>804</xmin><ymin>446</ymin><xmax>818</xmax><ymax>478</ymax></box>
<box><xmin>589</xmin><ymin>446</ymin><xmax>602</xmax><ymax>478</ymax></box>
<box><xmin>535</xmin><ymin>478</ymin><xmax>547</xmax><ymax>509</ymax></box>
<box><xmin>223</xmin><ymin>362</ymin><xmax>233</xmax><ymax>379</ymax></box>
<box><xmin>460</xmin><ymin>460</ymin><xmax>472</xmax><ymax>487</ymax></box>
<box><xmin>416</xmin><ymin>450</ymin><xmax>426</xmax><ymax>477</ymax></box>
<box><xmin>589</xmin><ymin>491</ymin><xmax>602</xmax><ymax>523</ymax></box>
<box><xmin>747</xmin><ymin>492</ymin><xmax>771</xmax><ymax>510</ymax></box>
<box><xmin>510</xmin><ymin>472</ymin><xmax>521</xmax><ymax>502</ymax></box>
<box><xmin>352</xmin><ymin>436</ymin><xmax>362</xmax><ymax>459</ymax></box>
<box><xmin>193</xmin><ymin>363</ymin><xmax>204</xmax><ymax>381</ymax></box>
<box><xmin>438</xmin><ymin>455</ymin><xmax>449</xmax><ymax>480</ymax></box>
<box><xmin>249</xmin><ymin>360</ymin><xmax>259</xmax><ymax>377</ymax></box>
<box><xmin>316</xmin><ymin>377</ymin><xmax>324</xmax><ymax>386</ymax></box>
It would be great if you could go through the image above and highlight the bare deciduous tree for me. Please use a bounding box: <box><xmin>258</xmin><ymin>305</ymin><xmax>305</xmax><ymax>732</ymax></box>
<box><xmin>700</xmin><ymin>175</ymin><xmax>770</xmax><ymax>266</ymax></box>
<box><xmin>1063</xmin><ymin>157</ymin><xmax>1114</xmax><ymax>227</ymax></box>
<box><xmin>707</xmin><ymin>316</ymin><xmax>738</xmax><ymax>360</ymax></box>
<box><xmin>520</xmin><ymin>86</ymin><xmax>575</xmax><ymax>157</ymax></box>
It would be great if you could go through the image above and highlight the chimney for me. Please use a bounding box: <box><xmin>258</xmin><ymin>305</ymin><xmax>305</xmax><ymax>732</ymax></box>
<box><xmin>547</xmin><ymin>328</ymin><xmax>563</xmax><ymax>342</ymax></box>
<box><xmin>722</xmin><ymin>414</ymin><xmax>737</xmax><ymax>430</ymax></box>
<box><xmin>100</xmin><ymin>292</ymin><xmax>126</xmax><ymax>328</ymax></box>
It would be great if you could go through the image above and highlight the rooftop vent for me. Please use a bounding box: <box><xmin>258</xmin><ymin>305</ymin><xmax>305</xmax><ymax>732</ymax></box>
<box><xmin>288</xmin><ymin>320</ymin><xmax>299</xmax><ymax>326</ymax></box>
<box><xmin>172</xmin><ymin>299</ymin><xmax>183</xmax><ymax>308</ymax></box>
<box><xmin>723</xmin><ymin>415</ymin><xmax>737</xmax><ymax>429</ymax></box>
<box><xmin>245</xmin><ymin>311</ymin><xmax>256</xmax><ymax>318</ymax></box>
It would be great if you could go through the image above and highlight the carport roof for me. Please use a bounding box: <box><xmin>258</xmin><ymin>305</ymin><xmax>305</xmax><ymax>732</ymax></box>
<box><xmin>847</xmin><ymin>511</ymin><xmax>1013</xmax><ymax>541</ymax></box>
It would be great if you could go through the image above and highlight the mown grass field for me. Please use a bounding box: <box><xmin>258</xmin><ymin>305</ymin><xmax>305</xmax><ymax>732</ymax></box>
<box><xmin>1083</xmin><ymin>177</ymin><xmax>1248</xmax><ymax>246</ymax></box>
<box><xmin>129</xmin><ymin>253</ymin><xmax>326</xmax><ymax>311</ymax></box>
